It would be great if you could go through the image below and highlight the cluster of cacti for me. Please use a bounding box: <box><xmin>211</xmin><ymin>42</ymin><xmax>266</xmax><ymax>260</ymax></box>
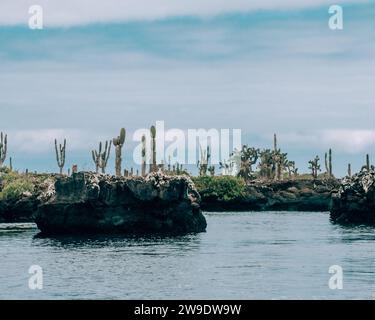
<box><xmin>258</xmin><ymin>149</ymin><xmax>273</xmax><ymax>179</ymax></box>
<box><xmin>219</xmin><ymin>160</ymin><xmax>235</xmax><ymax>175</ymax></box>
<box><xmin>113</xmin><ymin>128</ymin><xmax>126</xmax><ymax>176</ymax></box>
<box><xmin>308</xmin><ymin>156</ymin><xmax>321</xmax><ymax>179</ymax></box>
<box><xmin>197</xmin><ymin>144</ymin><xmax>210</xmax><ymax>176</ymax></box>
<box><xmin>175</xmin><ymin>163</ymin><xmax>184</xmax><ymax>174</ymax></box>
<box><xmin>208</xmin><ymin>165</ymin><xmax>215</xmax><ymax>176</ymax></box>
<box><xmin>124</xmin><ymin>167</ymin><xmax>136</xmax><ymax>177</ymax></box>
<box><xmin>254</xmin><ymin>134</ymin><xmax>294</xmax><ymax>181</ymax></box>
<box><xmin>237</xmin><ymin>145</ymin><xmax>259</xmax><ymax>181</ymax></box>
<box><xmin>54</xmin><ymin>139</ymin><xmax>66</xmax><ymax>174</ymax></box>
<box><xmin>0</xmin><ymin>132</ymin><xmax>8</xmax><ymax>167</ymax></box>
<box><xmin>159</xmin><ymin>157</ymin><xmax>184</xmax><ymax>175</ymax></box>
<box><xmin>324</xmin><ymin>149</ymin><xmax>333</xmax><ymax>177</ymax></box>
<box><xmin>91</xmin><ymin>140</ymin><xmax>112</xmax><ymax>174</ymax></box>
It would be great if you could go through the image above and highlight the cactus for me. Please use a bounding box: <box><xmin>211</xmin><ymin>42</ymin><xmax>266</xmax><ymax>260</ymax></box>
<box><xmin>366</xmin><ymin>154</ymin><xmax>370</xmax><ymax>170</ymax></box>
<box><xmin>329</xmin><ymin>149</ymin><xmax>332</xmax><ymax>176</ymax></box>
<box><xmin>92</xmin><ymin>142</ymin><xmax>102</xmax><ymax>173</ymax></box>
<box><xmin>308</xmin><ymin>156</ymin><xmax>321</xmax><ymax>179</ymax></box>
<box><xmin>150</xmin><ymin>125</ymin><xmax>157</xmax><ymax>173</ymax></box>
<box><xmin>0</xmin><ymin>132</ymin><xmax>8</xmax><ymax>167</ymax></box>
<box><xmin>197</xmin><ymin>144</ymin><xmax>210</xmax><ymax>176</ymax></box>
<box><xmin>168</xmin><ymin>156</ymin><xmax>171</xmax><ymax>172</ymax></box>
<box><xmin>113</xmin><ymin>128</ymin><xmax>126</xmax><ymax>176</ymax></box>
<box><xmin>208</xmin><ymin>165</ymin><xmax>215</xmax><ymax>176</ymax></box>
<box><xmin>9</xmin><ymin>157</ymin><xmax>12</xmax><ymax>171</ymax></box>
<box><xmin>92</xmin><ymin>140</ymin><xmax>111</xmax><ymax>174</ymax></box>
<box><xmin>325</xmin><ymin>149</ymin><xmax>333</xmax><ymax>177</ymax></box>
<box><xmin>286</xmin><ymin>161</ymin><xmax>296</xmax><ymax>179</ymax></box>
<box><xmin>237</xmin><ymin>145</ymin><xmax>259</xmax><ymax>181</ymax></box>
<box><xmin>348</xmin><ymin>163</ymin><xmax>352</xmax><ymax>177</ymax></box>
<box><xmin>258</xmin><ymin>149</ymin><xmax>273</xmax><ymax>179</ymax></box>
<box><xmin>273</xmin><ymin>134</ymin><xmax>279</xmax><ymax>180</ymax></box>
<box><xmin>324</xmin><ymin>152</ymin><xmax>328</xmax><ymax>174</ymax></box>
<box><xmin>159</xmin><ymin>160</ymin><xmax>165</xmax><ymax>172</ymax></box>
<box><xmin>54</xmin><ymin>139</ymin><xmax>66</xmax><ymax>174</ymax></box>
<box><xmin>141</xmin><ymin>134</ymin><xmax>147</xmax><ymax>176</ymax></box>
<box><xmin>272</xmin><ymin>134</ymin><xmax>286</xmax><ymax>181</ymax></box>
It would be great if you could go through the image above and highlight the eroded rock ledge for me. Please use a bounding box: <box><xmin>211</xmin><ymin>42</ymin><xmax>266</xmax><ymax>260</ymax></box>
<box><xmin>330</xmin><ymin>169</ymin><xmax>375</xmax><ymax>224</ymax></box>
<box><xmin>35</xmin><ymin>172</ymin><xmax>207</xmax><ymax>235</ymax></box>
<box><xmin>199</xmin><ymin>179</ymin><xmax>339</xmax><ymax>212</ymax></box>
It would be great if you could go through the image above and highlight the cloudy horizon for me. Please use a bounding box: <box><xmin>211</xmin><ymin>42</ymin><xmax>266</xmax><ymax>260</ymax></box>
<box><xmin>0</xmin><ymin>1</ymin><xmax>374</xmax><ymax>175</ymax></box>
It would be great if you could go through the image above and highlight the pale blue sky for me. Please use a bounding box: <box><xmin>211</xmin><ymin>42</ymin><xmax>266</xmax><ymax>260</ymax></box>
<box><xmin>0</xmin><ymin>1</ymin><xmax>374</xmax><ymax>175</ymax></box>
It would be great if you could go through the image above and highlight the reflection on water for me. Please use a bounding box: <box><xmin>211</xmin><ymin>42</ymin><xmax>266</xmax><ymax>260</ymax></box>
<box><xmin>0</xmin><ymin>212</ymin><xmax>375</xmax><ymax>299</ymax></box>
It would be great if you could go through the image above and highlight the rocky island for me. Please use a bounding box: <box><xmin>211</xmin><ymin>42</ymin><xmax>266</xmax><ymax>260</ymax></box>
<box><xmin>35</xmin><ymin>172</ymin><xmax>206</xmax><ymax>235</ymax></box>
<box><xmin>194</xmin><ymin>176</ymin><xmax>339</xmax><ymax>212</ymax></box>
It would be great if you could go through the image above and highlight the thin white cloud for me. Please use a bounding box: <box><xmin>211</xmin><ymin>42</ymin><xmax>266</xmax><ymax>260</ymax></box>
<box><xmin>8</xmin><ymin>129</ymin><xmax>102</xmax><ymax>153</ymax></box>
<box><xmin>278</xmin><ymin>130</ymin><xmax>375</xmax><ymax>154</ymax></box>
<box><xmin>0</xmin><ymin>0</ymin><xmax>368</xmax><ymax>26</ymax></box>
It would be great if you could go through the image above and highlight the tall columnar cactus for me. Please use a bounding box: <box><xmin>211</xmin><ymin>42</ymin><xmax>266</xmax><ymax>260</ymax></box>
<box><xmin>197</xmin><ymin>144</ymin><xmax>210</xmax><ymax>176</ymax></box>
<box><xmin>113</xmin><ymin>128</ymin><xmax>126</xmax><ymax>176</ymax></box>
<box><xmin>0</xmin><ymin>132</ymin><xmax>8</xmax><ymax>167</ymax></box>
<box><xmin>9</xmin><ymin>157</ymin><xmax>12</xmax><ymax>171</ymax></box>
<box><xmin>329</xmin><ymin>149</ymin><xmax>332</xmax><ymax>177</ymax></box>
<box><xmin>366</xmin><ymin>154</ymin><xmax>370</xmax><ymax>171</ymax></box>
<box><xmin>325</xmin><ymin>149</ymin><xmax>333</xmax><ymax>177</ymax></box>
<box><xmin>324</xmin><ymin>152</ymin><xmax>328</xmax><ymax>174</ymax></box>
<box><xmin>92</xmin><ymin>140</ymin><xmax>112</xmax><ymax>174</ymax></box>
<box><xmin>272</xmin><ymin>133</ymin><xmax>280</xmax><ymax>181</ymax></box>
<box><xmin>141</xmin><ymin>134</ymin><xmax>147</xmax><ymax>176</ymax></box>
<box><xmin>150</xmin><ymin>125</ymin><xmax>157</xmax><ymax>173</ymax></box>
<box><xmin>273</xmin><ymin>133</ymin><xmax>277</xmax><ymax>150</ymax></box>
<box><xmin>54</xmin><ymin>139</ymin><xmax>66</xmax><ymax>174</ymax></box>
<box><xmin>348</xmin><ymin>163</ymin><xmax>352</xmax><ymax>177</ymax></box>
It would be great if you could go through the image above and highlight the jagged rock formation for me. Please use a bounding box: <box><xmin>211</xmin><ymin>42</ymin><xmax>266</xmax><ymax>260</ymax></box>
<box><xmin>35</xmin><ymin>172</ymin><xmax>206</xmax><ymax>235</ymax></box>
<box><xmin>330</xmin><ymin>169</ymin><xmax>375</xmax><ymax>224</ymax></box>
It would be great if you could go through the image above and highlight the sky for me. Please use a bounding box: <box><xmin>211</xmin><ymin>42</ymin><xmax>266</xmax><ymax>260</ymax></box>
<box><xmin>0</xmin><ymin>0</ymin><xmax>374</xmax><ymax>176</ymax></box>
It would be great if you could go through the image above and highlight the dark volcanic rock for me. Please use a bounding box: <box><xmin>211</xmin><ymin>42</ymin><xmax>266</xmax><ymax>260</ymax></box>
<box><xmin>35</xmin><ymin>172</ymin><xmax>207</xmax><ymax>235</ymax></box>
<box><xmin>330</xmin><ymin>169</ymin><xmax>375</xmax><ymax>224</ymax></box>
<box><xmin>0</xmin><ymin>193</ymin><xmax>39</xmax><ymax>223</ymax></box>
<box><xmin>200</xmin><ymin>179</ymin><xmax>339</xmax><ymax>212</ymax></box>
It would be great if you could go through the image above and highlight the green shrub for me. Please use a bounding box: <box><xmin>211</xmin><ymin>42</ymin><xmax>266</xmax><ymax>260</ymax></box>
<box><xmin>192</xmin><ymin>175</ymin><xmax>246</xmax><ymax>202</ymax></box>
<box><xmin>0</xmin><ymin>172</ymin><xmax>35</xmax><ymax>200</ymax></box>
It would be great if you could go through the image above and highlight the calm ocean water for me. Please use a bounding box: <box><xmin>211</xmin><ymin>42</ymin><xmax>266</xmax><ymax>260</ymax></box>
<box><xmin>1</xmin><ymin>211</ymin><xmax>374</xmax><ymax>299</ymax></box>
